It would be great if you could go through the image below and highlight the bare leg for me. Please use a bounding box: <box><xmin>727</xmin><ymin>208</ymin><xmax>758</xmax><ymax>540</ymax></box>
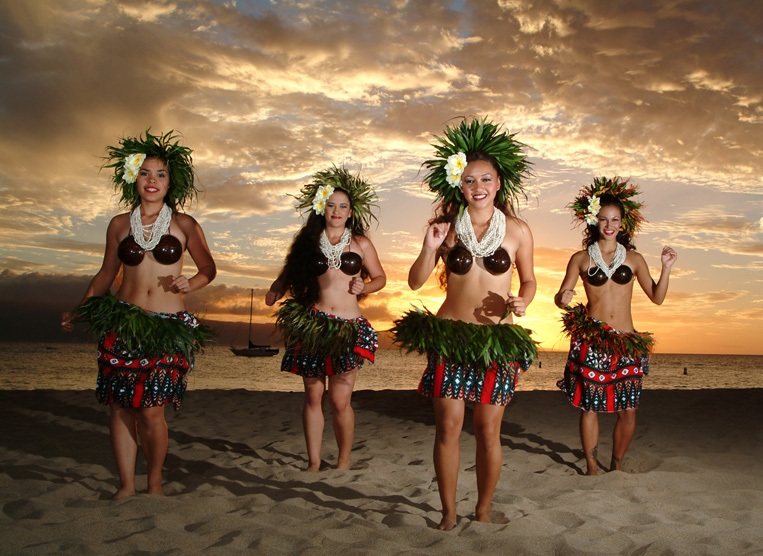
<box><xmin>327</xmin><ymin>369</ymin><xmax>358</xmax><ymax>470</ymax></box>
<box><xmin>472</xmin><ymin>403</ymin><xmax>508</xmax><ymax>523</ymax></box>
<box><xmin>302</xmin><ymin>377</ymin><xmax>326</xmax><ymax>472</ymax></box>
<box><xmin>433</xmin><ymin>398</ymin><xmax>465</xmax><ymax>530</ymax></box>
<box><xmin>110</xmin><ymin>405</ymin><xmax>139</xmax><ymax>499</ymax></box>
<box><xmin>135</xmin><ymin>406</ymin><xmax>168</xmax><ymax>496</ymax></box>
<box><xmin>611</xmin><ymin>409</ymin><xmax>637</xmax><ymax>471</ymax></box>
<box><xmin>579</xmin><ymin>410</ymin><xmax>600</xmax><ymax>476</ymax></box>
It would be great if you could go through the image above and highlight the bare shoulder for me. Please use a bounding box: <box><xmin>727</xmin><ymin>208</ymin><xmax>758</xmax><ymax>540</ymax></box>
<box><xmin>108</xmin><ymin>212</ymin><xmax>131</xmax><ymax>232</ymax></box>
<box><xmin>507</xmin><ymin>215</ymin><xmax>532</xmax><ymax>234</ymax></box>
<box><xmin>111</xmin><ymin>212</ymin><xmax>130</xmax><ymax>224</ymax></box>
<box><xmin>569</xmin><ymin>248</ymin><xmax>589</xmax><ymax>267</ymax></box>
<box><xmin>353</xmin><ymin>234</ymin><xmax>375</xmax><ymax>251</ymax></box>
<box><xmin>625</xmin><ymin>249</ymin><xmax>646</xmax><ymax>267</ymax></box>
<box><xmin>174</xmin><ymin>212</ymin><xmax>201</xmax><ymax>230</ymax></box>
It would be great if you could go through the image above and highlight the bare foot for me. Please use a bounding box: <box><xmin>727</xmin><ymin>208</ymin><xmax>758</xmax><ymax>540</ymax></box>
<box><xmin>336</xmin><ymin>457</ymin><xmax>351</xmax><ymax>471</ymax></box>
<box><xmin>475</xmin><ymin>509</ymin><xmax>510</xmax><ymax>524</ymax></box>
<box><xmin>609</xmin><ymin>456</ymin><xmax>624</xmax><ymax>472</ymax></box>
<box><xmin>305</xmin><ymin>461</ymin><xmax>321</xmax><ymax>472</ymax></box>
<box><xmin>584</xmin><ymin>446</ymin><xmax>599</xmax><ymax>476</ymax></box>
<box><xmin>474</xmin><ymin>507</ymin><xmax>509</xmax><ymax>525</ymax></box>
<box><xmin>147</xmin><ymin>486</ymin><xmax>165</xmax><ymax>496</ymax></box>
<box><xmin>436</xmin><ymin>512</ymin><xmax>457</xmax><ymax>531</ymax></box>
<box><xmin>112</xmin><ymin>487</ymin><xmax>136</xmax><ymax>500</ymax></box>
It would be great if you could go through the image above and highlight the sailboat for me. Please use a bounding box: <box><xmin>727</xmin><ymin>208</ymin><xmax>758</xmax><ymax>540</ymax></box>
<box><xmin>230</xmin><ymin>289</ymin><xmax>279</xmax><ymax>357</ymax></box>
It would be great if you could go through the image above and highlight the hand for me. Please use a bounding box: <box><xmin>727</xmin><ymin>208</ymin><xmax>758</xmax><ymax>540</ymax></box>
<box><xmin>61</xmin><ymin>312</ymin><xmax>74</xmax><ymax>333</ymax></box>
<box><xmin>349</xmin><ymin>276</ymin><xmax>365</xmax><ymax>295</ymax></box>
<box><xmin>661</xmin><ymin>246</ymin><xmax>677</xmax><ymax>269</ymax></box>
<box><xmin>171</xmin><ymin>275</ymin><xmax>191</xmax><ymax>293</ymax></box>
<box><xmin>506</xmin><ymin>294</ymin><xmax>526</xmax><ymax>317</ymax></box>
<box><xmin>265</xmin><ymin>289</ymin><xmax>283</xmax><ymax>307</ymax></box>
<box><xmin>557</xmin><ymin>288</ymin><xmax>576</xmax><ymax>307</ymax></box>
<box><xmin>424</xmin><ymin>222</ymin><xmax>450</xmax><ymax>250</ymax></box>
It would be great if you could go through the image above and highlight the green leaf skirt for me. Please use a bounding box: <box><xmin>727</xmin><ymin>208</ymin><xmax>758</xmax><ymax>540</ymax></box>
<box><xmin>561</xmin><ymin>304</ymin><xmax>653</xmax><ymax>359</ymax></box>
<box><xmin>275</xmin><ymin>299</ymin><xmax>377</xmax><ymax>362</ymax></box>
<box><xmin>558</xmin><ymin>304</ymin><xmax>653</xmax><ymax>412</ymax></box>
<box><xmin>390</xmin><ymin>307</ymin><xmax>537</xmax><ymax>374</ymax></box>
<box><xmin>73</xmin><ymin>293</ymin><xmax>212</xmax><ymax>360</ymax></box>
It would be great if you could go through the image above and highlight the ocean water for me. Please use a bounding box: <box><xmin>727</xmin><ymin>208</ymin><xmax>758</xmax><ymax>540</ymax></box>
<box><xmin>1</xmin><ymin>342</ymin><xmax>762</xmax><ymax>392</ymax></box>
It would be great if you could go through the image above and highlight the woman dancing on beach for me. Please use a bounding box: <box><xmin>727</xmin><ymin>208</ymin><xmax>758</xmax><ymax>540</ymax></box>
<box><xmin>392</xmin><ymin>119</ymin><xmax>538</xmax><ymax>530</ymax></box>
<box><xmin>62</xmin><ymin>130</ymin><xmax>216</xmax><ymax>498</ymax></box>
<box><xmin>265</xmin><ymin>166</ymin><xmax>386</xmax><ymax>472</ymax></box>
<box><xmin>554</xmin><ymin>177</ymin><xmax>676</xmax><ymax>475</ymax></box>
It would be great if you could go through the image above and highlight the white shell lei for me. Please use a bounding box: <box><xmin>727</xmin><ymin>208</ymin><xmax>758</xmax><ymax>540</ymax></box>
<box><xmin>587</xmin><ymin>242</ymin><xmax>626</xmax><ymax>278</ymax></box>
<box><xmin>130</xmin><ymin>203</ymin><xmax>172</xmax><ymax>251</ymax></box>
<box><xmin>319</xmin><ymin>228</ymin><xmax>352</xmax><ymax>269</ymax></box>
<box><xmin>454</xmin><ymin>207</ymin><xmax>506</xmax><ymax>257</ymax></box>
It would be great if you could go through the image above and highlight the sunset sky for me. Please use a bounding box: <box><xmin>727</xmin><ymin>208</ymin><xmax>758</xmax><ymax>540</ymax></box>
<box><xmin>1</xmin><ymin>0</ymin><xmax>761</xmax><ymax>354</ymax></box>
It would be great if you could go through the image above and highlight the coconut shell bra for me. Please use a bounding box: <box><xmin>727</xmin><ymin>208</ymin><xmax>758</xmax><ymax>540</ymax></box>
<box><xmin>585</xmin><ymin>265</ymin><xmax>633</xmax><ymax>286</ymax></box>
<box><xmin>446</xmin><ymin>244</ymin><xmax>512</xmax><ymax>276</ymax></box>
<box><xmin>118</xmin><ymin>235</ymin><xmax>183</xmax><ymax>266</ymax></box>
<box><xmin>314</xmin><ymin>251</ymin><xmax>363</xmax><ymax>276</ymax></box>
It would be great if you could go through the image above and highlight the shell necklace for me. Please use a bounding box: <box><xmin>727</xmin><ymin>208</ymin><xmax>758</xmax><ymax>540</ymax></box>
<box><xmin>319</xmin><ymin>228</ymin><xmax>352</xmax><ymax>269</ymax></box>
<box><xmin>587</xmin><ymin>242</ymin><xmax>626</xmax><ymax>278</ymax></box>
<box><xmin>455</xmin><ymin>207</ymin><xmax>506</xmax><ymax>258</ymax></box>
<box><xmin>130</xmin><ymin>203</ymin><xmax>172</xmax><ymax>251</ymax></box>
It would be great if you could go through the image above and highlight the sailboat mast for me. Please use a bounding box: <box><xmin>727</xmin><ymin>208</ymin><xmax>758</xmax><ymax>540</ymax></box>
<box><xmin>248</xmin><ymin>288</ymin><xmax>254</xmax><ymax>343</ymax></box>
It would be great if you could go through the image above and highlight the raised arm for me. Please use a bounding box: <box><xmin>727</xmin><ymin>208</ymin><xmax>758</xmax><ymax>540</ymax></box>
<box><xmin>634</xmin><ymin>246</ymin><xmax>677</xmax><ymax>305</ymax></box>
<box><xmin>554</xmin><ymin>251</ymin><xmax>584</xmax><ymax>309</ymax></box>
<box><xmin>173</xmin><ymin>214</ymin><xmax>216</xmax><ymax>294</ymax></box>
<box><xmin>265</xmin><ymin>273</ymin><xmax>286</xmax><ymax>306</ymax></box>
<box><xmin>408</xmin><ymin>222</ymin><xmax>450</xmax><ymax>290</ymax></box>
<box><xmin>507</xmin><ymin>220</ymin><xmax>536</xmax><ymax>317</ymax></box>
<box><xmin>350</xmin><ymin>236</ymin><xmax>386</xmax><ymax>296</ymax></box>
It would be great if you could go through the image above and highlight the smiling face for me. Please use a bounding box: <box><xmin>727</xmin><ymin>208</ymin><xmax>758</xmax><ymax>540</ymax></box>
<box><xmin>460</xmin><ymin>159</ymin><xmax>501</xmax><ymax>209</ymax></box>
<box><xmin>324</xmin><ymin>190</ymin><xmax>352</xmax><ymax>229</ymax></box>
<box><xmin>596</xmin><ymin>204</ymin><xmax>624</xmax><ymax>240</ymax></box>
<box><xmin>136</xmin><ymin>157</ymin><xmax>170</xmax><ymax>203</ymax></box>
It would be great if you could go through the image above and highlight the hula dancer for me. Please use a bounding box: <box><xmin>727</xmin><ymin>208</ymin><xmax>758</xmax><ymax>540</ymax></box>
<box><xmin>554</xmin><ymin>177</ymin><xmax>677</xmax><ymax>475</ymax></box>
<box><xmin>265</xmin><ymin>166</ymin><xmax>386</xmax><ymax>472</ymax></box>
<box><xmin>61</xmin><ymin>130</ymin><xmax>216</xmax><ymax>499</ymax></box>
<box><xmin>392</xmin><ymin>118</ymin><xmax>538</xmax><ymax>530</ymax></box>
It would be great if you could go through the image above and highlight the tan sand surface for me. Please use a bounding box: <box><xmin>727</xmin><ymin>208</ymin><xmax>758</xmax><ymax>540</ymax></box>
<box><xmin>0</xmin><ymin>389</ymin><xmax>761</xmax><ymax>555</ymax></box>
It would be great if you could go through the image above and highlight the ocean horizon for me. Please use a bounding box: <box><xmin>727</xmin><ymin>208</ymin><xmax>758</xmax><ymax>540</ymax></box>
<box><xmin>1</xmin><ymin>341</ymin><xmax>761</xmax><ymax>392</ymax></box>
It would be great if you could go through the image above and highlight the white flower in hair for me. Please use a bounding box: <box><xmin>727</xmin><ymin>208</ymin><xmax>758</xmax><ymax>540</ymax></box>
<box><xmin>445</xmin><ymin>152</ymin><xmax>467</xmax><ymax>187</ymax></box>
<box><xmin>122</xmin><ymin>153</ymin><xmax>146</xmax><ymax>184</ymax></box>
<box><xmin>312</xmin><ymin>184</ymin><xmax>334</xmax><ymax>214</ymax></box>
<box><xmin>585</xmin><ymin>195</ymin><xmax>601</xmax><ymax>225</ymax></box>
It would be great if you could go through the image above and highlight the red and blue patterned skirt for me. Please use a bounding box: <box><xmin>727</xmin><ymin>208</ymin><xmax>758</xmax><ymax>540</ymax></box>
<box><xmin>281</xmin><ymin>307</ymin><xmax>377</xmax><ymax>378</ymax></box>
<box><xmin>96</xmin><ymin>310</ymin><xmax>200</xmax><ymax>410</ymax></box>
<box><xmin>419</xmin><ymin>353</ymin><xmax>526</xmax><ymax>406</ymax></box>
<box><xmin>557</xmin><ymin>308</ymin><xmax>651</xmax><ymax>413</ymax></box>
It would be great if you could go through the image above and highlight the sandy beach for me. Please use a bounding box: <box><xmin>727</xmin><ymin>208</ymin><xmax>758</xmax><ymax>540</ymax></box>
<box><xmin>1</xmin><ymin>388</ymin><xmax>761</xmax><ymax>554</ymax></box>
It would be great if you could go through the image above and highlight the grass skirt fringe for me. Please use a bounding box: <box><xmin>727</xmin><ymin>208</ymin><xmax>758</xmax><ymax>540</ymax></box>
<box><xmin>72</xmin><ymin>294</ymin><xmax>210</xmax><ymax>410</ymax></box>
<box><xmin>390</xmin><ymin>307</ymin><xmax>537</xmax><ymax>374</ymax></box>
<box><xmin>73</xmin><ymin>293</ymin><xmax>211</xmax><ymax>359</ymax></box>
<box><xmin>392</xmin><ymin>308</ymin><xmax>536</xmax><ymax>406</ymax></box>
<box><xmin>558</xmin><ymin>305</ymin><xmax>653</xmax><ymax>412</ymax></box>
<box><xmin>276</xmin><ymin>300</ymin><xmax>377</xmax><ymax>377</ymax></box>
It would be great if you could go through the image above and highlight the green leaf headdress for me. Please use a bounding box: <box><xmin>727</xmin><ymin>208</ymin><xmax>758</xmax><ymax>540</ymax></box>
<box><xmin>569</xmin><ymin>176</ymin><xmax>645</xmax><ymax>235</ymax></box>
<box><xmin>293</xmin><ymin>165</ymin><xmax>378</xmax><ymax>233</ymax></box>
<box><xmin>102</xmin><ymin>129</ymin><xmax>198</xmax><ymax>213</ymax></box>
<box><xmin>423</xmin><ymin>117</ymin><xmax>532</xmax><ymax>210</ymax></box>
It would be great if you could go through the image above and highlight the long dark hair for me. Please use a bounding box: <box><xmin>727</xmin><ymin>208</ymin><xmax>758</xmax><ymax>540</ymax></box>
<box><xmin>430</xmin><ymin>151</ymin><xmax>513</xmax><ymax>288</ymax></box>
<box><xmin>583</xmin><ymin>193</ymin><xmax>636</xmax><ymax>250</ymax></box>
<box><xmin>279</xmin><ymin>188</ymin><xmax>369</xmax><ymax>306</ymax></box>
